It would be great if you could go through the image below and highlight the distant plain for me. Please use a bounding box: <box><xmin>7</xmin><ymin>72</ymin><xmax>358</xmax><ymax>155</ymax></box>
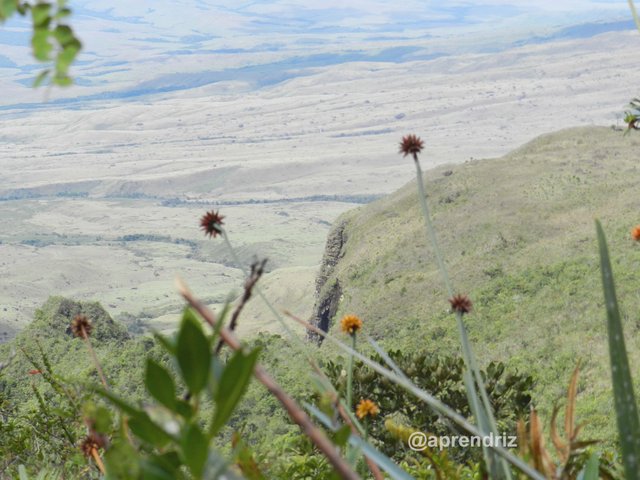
<box><xmin>1</xmin><ymin>16</ymin><xmax>639</xmax><ymax>339</ymax></box>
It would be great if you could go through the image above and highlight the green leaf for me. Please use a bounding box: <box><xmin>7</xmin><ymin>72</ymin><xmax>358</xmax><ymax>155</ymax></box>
<box><xmin>577</xmin><ymin>452</ymin><xmax>600</xmax><ymax>480</ymax></box>
<box><xmin>55</xmin><ymin>38</ymin><xmax>80</xmax><ymax>71</ymax></box>
<box><xmin>104</xmin><ymin>437</ymin><xmax>140</xmax><ymax>479</ymax></box>
<box><xmin>331</xmin><ymin>424</ymin><xmax>352</xmax><ymax>448</ymax></box>
<box><xmin>31</xmin><ymin>2</ymin><xmax>51</xmax><ymax>27</ymax></box>
<box><xmin>145</xmin><ymin>359</ymin><xmax>177</xmax><ymax>410</ymax></box>
<box><xmin>175</xmin><ymin>399</ymin><xmax>194</xmax><ymax>420</ymax></box>
<box><xmin>31</xmin><ymin>27</ymin><xmax>52</xmax><ymax>61</ymax></box>
<box><xmin>52</xmin><ymin>24</ymin><xmax>73</xmax><ymax>45</ymax></box>
<box><xmin>140</xmin><ymin>458</ymin><xmax>177</xmax><ymax>480</ymax></box>
<box><xmin>596</xmin><ymin>220</ymin><xmax>640</xmax><ymax>480</ymax></box>
<box><xmin>52</xmin><ymin>74</ymin><xmax>72</xmax><ymax>87</ymax></box>
<box><xmin>0</xmin><ymin>0</ymin><xmax>18</xmax><ymax>21</ymax></box>
<box><xmin>54</xmin><ymin>7</ymin><xmax>71</xmax><ymax>20</ymax></box>
<box><xmin>93</xmin><ymin>387</ymin><xmax>141</xmax><ymax>417</ymax></box>
<box><xmin>153</xmin><ymin>331</ymin><xmax>176</xmax><ymax>355</ymax></box>
<box><xmin>182</xmin><ymin>423</ymin><xmax>208</xmax><ymax>478</ymax></box>
<box><xmin>177</xmin><ymin>308</ymin><xmax>210</xmax><ymax>395</ymax></box>
<box><xmin>210</xmin><ymin>348</ymin><xmax>259</xmax><ymax>436</ymax></box>
<box><xmin>129</xmin><ymin>412</ymin><xmax>174</xmax><ymax>449</ymax></box>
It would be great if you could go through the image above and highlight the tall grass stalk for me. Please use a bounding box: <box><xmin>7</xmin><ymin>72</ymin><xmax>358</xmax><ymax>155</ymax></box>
<box><xmin>412</xmin><ymin>153</ymin><xmax>510</xmax><ymax>478</ymax></box>
<box><xmin>346</xmin><ymin>334</ymin><xmax>356</xmax><ymax>408</ymax></box>
<box><xmin>596</xmin><ymin>220</ymin><xmax>640</xmax><ymax>479</ymax></box>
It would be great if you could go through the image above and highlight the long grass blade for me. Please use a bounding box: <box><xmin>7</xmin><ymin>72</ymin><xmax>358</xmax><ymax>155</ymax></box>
<box><xmin>596</xmin><ymin>220</ymin><xmax>640</xmax><ymax>479</ymax></box>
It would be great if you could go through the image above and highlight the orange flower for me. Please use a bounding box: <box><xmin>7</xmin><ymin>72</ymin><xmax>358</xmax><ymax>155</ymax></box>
<box><xmin>356</xmin><ymin>399</ymin><xmax>380</xmax><ymax>419</ymax></box>
<box><xmin>632</xmin><ymin>225</ymin><xmax>640</xmax><ymax>241</ymax></box>
<box><xmin>449</xmin><ymin>294</ymin><xmax>472</xmax><ymax>315</ymax></box>
<box><xmin>340</xmin><ymin>314</ymin><xmax>363</xmax><ymax>335</ymax></box>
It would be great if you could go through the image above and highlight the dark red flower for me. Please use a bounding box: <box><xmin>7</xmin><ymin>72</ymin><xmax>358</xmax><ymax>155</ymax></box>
<box><xmin>399</xmin><ymin>134</ymin><xmax>424</xmax><ymax>158</ymax></box>
<box><xmin>71</xmin><ymin>314</ymin><xmax>93</xmax><ymax>338</ymax></box>
<box><xmin>449</xmin><ymin>294</ymin><xmax>472</xmax><ymax>315</ymax></box>
<box><xmin>200</xmin><ymin>210</ymin><xmax>225</xmax><ymax>238</ymax></box>
<box><xmin>79</xmin><ymin>432</ymin><xmax>107</xmax><ymax>458</ymax></box>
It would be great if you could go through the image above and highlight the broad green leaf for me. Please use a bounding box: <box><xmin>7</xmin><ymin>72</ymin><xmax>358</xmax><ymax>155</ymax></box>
<box><xmin>18</xmin><ymin>465</ymin><xmax>28</xmax><ymax>480</ymax></box>
<box><xmin>175</xmin><ymin>399</ymin><xmax>194</xmax><ymax>420</ymax></box>
<box><xmin>596</xmin><ymin>220</ymin><xmax>640</xmax><ymax>480</ymax></box>
<box><xmin>93</xmin><ymin>387</ymin><xmax>141</xmax><ymax>417</ymax></box>
<box><xmin>153</xmin><ymin>331</ymin><xmax>176</xmax><ymax>355</ymax></box>
<box><xmin>104</xmin><ymin>437</ymin><xmax>140</xmax><ymax>479</ymax></box>
<box><xmin>210</xmin><ymin>348</ymin><xmax>259</xmax><ymax>436</ymax></box>
<box><xmin>129</xmin><ymin>412</ymin><xmax>174</xmax><ymax>449</ymax></box>
<box><xmin>0</xmin><ymin>0</ymin><xmax>18</xmax><ymax>21</ymax></box>
<box><xmin>55</xmin><ymin>38</ymin><xmax>80</xmax><ymax>71</ymax></box>
<box><xmin>182</xmin><ymin>424</ymin><xmax>208</xmax><ymax>478</ymax></box>
<box><xmin>140</xmin><ymin>458</ymin><xmax>176</xmax><ymax>480</ymax></box>
<box><xmin>577</xmin><ymin>452</ymin><xmax>599</xmax><ymax>480</ymax></box>
<box><xmin>177</xmin><ymin>308</ymin><xmax>210</xmax><ymax>395</ymax></box>
<box><xmin>52</xmin><ymin>74</ymin><xmax>72</xmax><ymax>87</ymax></box>
<box><xmin>145</xmin><ymin>359</ymin><xmax>177</xmax><ymax>410</ymax></box>
<box><xmin>31</xmin><ymin>2</ymin><xmax>51</xmax><ymax>27</ymax></box>
<box><xmin>31</xmin><ymin>28</ymin><xmax>52</xmax><ymax>61</ymax></box>
<box><xmin>332</xmin><ymin>424</ymin><xmax>352</xmax><ymax>448</ymax></box>
<box><xmin>54</xmin><ymin>7</ymin><xmax>71</xmax><ymax>20</ymax></box>
<box><xmin>53</xmin><ymin>24</ymin><xmax>73</xmax><ymax>44</ymax></box>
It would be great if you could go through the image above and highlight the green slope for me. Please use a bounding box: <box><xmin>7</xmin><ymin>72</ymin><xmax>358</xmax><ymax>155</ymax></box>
<box><xmin>312</xmin><ymin>126</ymin><xmax>640</xmax><ymax>440</ymax></box>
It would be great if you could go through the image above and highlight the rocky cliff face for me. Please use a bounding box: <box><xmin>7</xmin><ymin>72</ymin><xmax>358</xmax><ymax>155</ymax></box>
<box><xmin>307</xmin><ymin>219</ymin><xmax>347</xmax><ymax>343</ymax></box>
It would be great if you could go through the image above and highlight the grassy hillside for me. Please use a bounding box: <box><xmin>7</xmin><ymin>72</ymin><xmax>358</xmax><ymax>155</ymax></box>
<box><xmin>313</xmin><ymin>125</ymin><xmax>640</xmax><ymax>441</ymax></box>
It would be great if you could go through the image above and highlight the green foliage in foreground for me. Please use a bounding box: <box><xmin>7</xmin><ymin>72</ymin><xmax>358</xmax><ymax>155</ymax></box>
<box><xmin>0</xmin><ymin>0</ymin><xmax>81</xmax><ymax>86</ymax></box>
<box><xmin>322</xmin><ymin>352</ymin><xmax>532</xmax><ymax>463</ymax></box>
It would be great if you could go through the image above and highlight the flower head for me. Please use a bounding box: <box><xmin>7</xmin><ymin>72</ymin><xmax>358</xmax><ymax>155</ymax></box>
<box><xmin>340</xmin><ymin>314</ymin><xmax>363</xmax><ymax>335</ymax></box>
<box><xmin>79</xmin><ymin>432</ymin><xmax>107</xmax><ymax>458</ymax></box>
<box><xmin>632</xmin><ymin>225</ymin><xmax>640</xmax><ymax>241</ymax></box>
<box><xmin>356</xmin><ymin>399</ymin><xmax>380</xmax><ymax>419</ymax></box>
<box><xmin>200</xmin><ymin>210</ymin><xmax>225</xmax><ymax>238</ymax></box>
<box><xmin>449</xmin><ymin>294</ymin><xmax>472</xmax><ymax>315</ymax></box>
<box><xmin>71</xmin><ymin>314</ymin><xmax>93</xmax><ymax>338</ymax></box>
<box><xmin>399</xmin><ymin>134</ymin><xmax>424</xmax><ymax>158</ymax></box>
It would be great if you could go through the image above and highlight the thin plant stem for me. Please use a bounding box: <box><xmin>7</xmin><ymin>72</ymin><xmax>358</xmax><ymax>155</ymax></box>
<box><xmin>413</xmin><ymin>154</ymin><xmax>510</xmax><ymax>478</ymax></box>
<box><xmin>413</xmin><ymin>157</ymin><xmax>453</xmax><ymax>298</ymax></box>
<box><xmin>347</xmin><ymin>334</ymin><xmax>356</xmax><ymax>408</ymax></box>
<box><xmin>82</xmin><ymin>328</ymin><xmax>109</xmax><ymax>390</ymax></box>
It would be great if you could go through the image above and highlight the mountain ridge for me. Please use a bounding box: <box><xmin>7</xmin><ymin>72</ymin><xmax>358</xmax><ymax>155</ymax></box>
<box><xmin>309</xmin><ymin>125</ymin><xmax>640</xmax><ymax>440</ymax></box>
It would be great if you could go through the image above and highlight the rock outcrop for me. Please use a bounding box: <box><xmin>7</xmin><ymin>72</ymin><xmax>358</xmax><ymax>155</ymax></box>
<box><xmin>308</xmin><ymin>220</ymin><xmax>347</xmax><ymax>343</ymax></box>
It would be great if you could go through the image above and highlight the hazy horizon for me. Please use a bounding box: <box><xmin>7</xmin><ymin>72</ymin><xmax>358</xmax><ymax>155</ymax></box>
<box><xmin>0</xmin><ymin>1</ymin><xmax>635</xmax><ymax>108</ymax></box>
